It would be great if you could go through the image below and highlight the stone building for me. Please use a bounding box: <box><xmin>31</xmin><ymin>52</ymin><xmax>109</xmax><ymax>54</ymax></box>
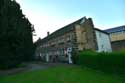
<box><xmin>105</xmin><ymin>25</ymin><xmax>125</xmax><ymax>42</ymax></box>
<box><xmin>36</xmin><ymin>17</ymin><xmax>112</xmax><ymax>62</ymax></box>
<box><xmin>105</xmin><ymin>25</ymin><xmax>125</xmax><ymax>51</ymax></box>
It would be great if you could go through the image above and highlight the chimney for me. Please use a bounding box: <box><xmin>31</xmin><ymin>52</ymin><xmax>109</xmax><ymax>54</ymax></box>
<box><xmin>88</xmin><ymin>18</ymin><xmax>94</xmax><ymax>28</ymax></box>
<box><xmin>47</xmin><ymin>31</ymin><xmax>50</xmax><ymax>36</ymax></box>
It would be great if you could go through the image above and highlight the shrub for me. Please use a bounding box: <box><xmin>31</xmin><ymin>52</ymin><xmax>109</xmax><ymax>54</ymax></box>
<box><xmin>75</xmin><ymin>50</ymin><xmax>125</xmax><ymax>74</ymax></box>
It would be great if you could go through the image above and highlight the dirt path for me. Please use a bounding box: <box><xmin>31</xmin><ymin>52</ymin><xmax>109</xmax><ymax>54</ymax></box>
<box><xmin>0</xmin><ymin>62</ymin><xmax>71</xmax><ymax>76</ymax></box>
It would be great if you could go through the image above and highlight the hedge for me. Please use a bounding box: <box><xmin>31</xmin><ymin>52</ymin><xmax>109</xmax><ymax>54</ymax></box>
<box><xmin>73</xmin><ymin>50</ymin><xmax>125</xmax><ymax>74</ymax></box>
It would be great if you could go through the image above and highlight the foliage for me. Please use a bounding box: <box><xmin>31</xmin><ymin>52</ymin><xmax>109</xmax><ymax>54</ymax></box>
<box><xmin>0</xmin><ymin>0</ymin><xmax>35</xmax><ymax>69</ymax></box>
<box><xmin>75</xmin><ymin>50</ymin><xmax>125</xmax><ymax>74</ymax></box>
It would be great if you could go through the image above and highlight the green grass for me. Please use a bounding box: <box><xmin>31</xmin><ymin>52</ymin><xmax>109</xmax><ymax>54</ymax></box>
<box><xmin>0</xmin><ymin>65</ymin><xmax>125</xmax><ymax>83</ymax></box>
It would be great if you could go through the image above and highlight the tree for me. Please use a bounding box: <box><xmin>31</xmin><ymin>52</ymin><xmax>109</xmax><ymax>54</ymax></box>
<box><xmin>0</xmin><ymin>0</ymin><xmax>35</xmax><ymax>69</ymax></box>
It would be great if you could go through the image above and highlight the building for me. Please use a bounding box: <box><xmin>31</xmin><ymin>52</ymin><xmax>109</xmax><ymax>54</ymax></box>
<box><xmin>94</xmin><ymin>28</ymin><xmax>112</xmax><ymax>52</ymax></box>
<box><xmin>105</xmin><ymin>25</ymin><xmax>125</xmax><ymax>42</ymax></box>
<box><xmin>105</xmin><ymin>25</ymin><xmax>125</xmax><ymax>51</ymax></box>
<box><xmin>36</xmin><ymin>17</ymin><xmax>112</xmax><ymax>62</ymax></box>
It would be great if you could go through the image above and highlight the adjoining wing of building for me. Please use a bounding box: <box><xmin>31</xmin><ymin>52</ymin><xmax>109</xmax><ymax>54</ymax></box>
<box><xmin>35</xmin><ymin>17</ymin><xmax>112</xmax><ymax>62</ymax></box>
<box><xmin>104</xmin><ymin>25</ymin><xmax>125</xmax><ymax>51</ymax></box>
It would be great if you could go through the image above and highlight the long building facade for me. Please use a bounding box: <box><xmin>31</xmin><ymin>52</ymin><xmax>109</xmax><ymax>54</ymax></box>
<box><xmin>105</xmin><ymin>25</ymin><xmax>125</xmax><ymax>51</ymax></box>
<box><xmin>36</xmin><ymin>17</ymin><xmax>112</xmax><ymax>62</ymax></box>
<box><xmin>105</xmin><ymin>25</ymin><xmax>125</xmax><ymax>42</ymax></box>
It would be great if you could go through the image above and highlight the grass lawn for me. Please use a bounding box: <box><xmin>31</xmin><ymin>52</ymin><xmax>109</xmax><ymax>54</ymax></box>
<box><xmin>0</xmin><ymin>65</ymin><xmax>125</xmax><ymax>83</ymax></box>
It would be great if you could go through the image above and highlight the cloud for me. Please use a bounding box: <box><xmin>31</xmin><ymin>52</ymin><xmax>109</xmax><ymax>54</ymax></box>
<box><xmin>16</xmin><ymin>0</ymin><xmax>23</xmax><ymax>3</ymax></box>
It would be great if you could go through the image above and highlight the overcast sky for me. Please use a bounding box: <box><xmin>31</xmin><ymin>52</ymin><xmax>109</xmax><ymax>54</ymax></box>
<box><xmin>16</xmin><ymin>0</ymin><xmax>125</xmax><ymax>41</ymax></box>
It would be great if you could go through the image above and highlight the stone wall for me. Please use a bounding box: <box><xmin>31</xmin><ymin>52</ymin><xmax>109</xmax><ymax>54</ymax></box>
<box><xmin>75</xmin><ymin>18</ymin><xmax>97</xmax><ymax>51</ymax></box>
<box><xmin>110</xmin><ymin>33</ymin><xmax>125</xmax><ymax>42</ymax></box>
<box><xmin>111</xmin><ymin>40</ymin><xmax>125</xmax><ymax>51</ymax></box>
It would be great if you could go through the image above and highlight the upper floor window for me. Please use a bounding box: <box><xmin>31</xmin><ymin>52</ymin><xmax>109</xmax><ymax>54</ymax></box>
<box><xmin>111</xmin><ymin>31</ymin><xmax>124</xmax><ymax>35</ymax></box>
<box><xmin>99</xmin><ymin>32</ymin><xmax>101</xmax><ymax>37</ymax></box>
<box><xmin>123</xmin><ymin>31</ymin><xmax>125</xmax><ymax>34</ymax></box>
<box><xmin>67</xmin><ymin>35</ymin><xmax>71</xmax><ymax>42</ymax></box>
<box><xmin>58</xmin><ymin>36</ymin><xmax>64</xmax><ymax>44</ymax></box>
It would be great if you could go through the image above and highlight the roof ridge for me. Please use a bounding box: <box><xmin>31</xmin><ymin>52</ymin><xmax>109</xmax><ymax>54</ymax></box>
<box><xmin>40</xmin><ymin>16</ymin><xmax>86</xmax><ymax>42</ymax></box>
<box><xmin>104</xmin><ymin>25</ymin><xmax>125</xmax><ymax>33</ymax></box>
<box><xmin>105</xmin><ymin>25</ymin><xmax>125</xmax><ymax>31</ymax></box>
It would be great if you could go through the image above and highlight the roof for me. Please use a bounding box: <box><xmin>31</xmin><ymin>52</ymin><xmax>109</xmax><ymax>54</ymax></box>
<box><xmin>34</xmin><ymin>38</ymin><xmax>42</xmax><ymax>46</ymax></box>
<box><xmin>104</xmin><ymin>25</ymin><xmax>125</xmax><ymax>33</ymax></box>
<box><xmin>94</xmin><ymin>28</ymin><xmax>109</xmax><ymax>34</ymax></box>
<box><xmin>40</xmin><ymin>17</ymin><xmax>85</xmax><ymax>43</ymax></box>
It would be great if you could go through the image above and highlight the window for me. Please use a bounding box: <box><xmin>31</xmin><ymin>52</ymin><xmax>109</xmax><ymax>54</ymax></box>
<box><xmin>67</xmin><ymin>35</ymin><xmax>71</xmax><ymax>42</ymax></box>
<box><xmin>122</xmin><ymin>31</ymin><xmax>125</xmax><ymax>34</ymax></box>
<box><xmin>99</xmin><ymin>32</ymin><xmax>101</xmax><ymax>37</ymax></box>
<box><xmin>58</xmin><ymin>37</ymin><xmax>64</xmax><ymax>44</ymax></box>
<box><xmin>101</xmin><ymin>45</ymin><xmax>104</xmax><ymax>49</ymax></box>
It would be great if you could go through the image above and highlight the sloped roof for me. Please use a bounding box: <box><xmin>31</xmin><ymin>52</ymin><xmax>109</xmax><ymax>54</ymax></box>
<box><xmin>34</xmin><ymin>38</ymin><xmax>42</xmax><ymax>46</ymax></box>
<box><xmin>104</xmin><ymin>25</ymin><xmax>125</xmax><ymax>33</ymax></box>
<box><xmin>40</xmin><ymin>17</ymin><xmax>85</xmax><ymax>43</ymax></box>
<box><xmin>94</xmin><ymin>28</ymin><xmax>109</xmax><ymax>34</ymax></box>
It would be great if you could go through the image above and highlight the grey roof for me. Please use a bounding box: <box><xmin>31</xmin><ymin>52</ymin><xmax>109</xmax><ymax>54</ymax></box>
<box><xmin>94</xmin><ymin>28</ymin><xmax>109</xmax><ymax>34</ymax></box>
<box><xmin>104</xmin><ymin>25</ymin><xmax>125</xmax><ymax>33</ymax></box>
<box><xmin>40</xmin><ymin>17</ymin><xmax>85</xmax><ymax>43</ymax></box>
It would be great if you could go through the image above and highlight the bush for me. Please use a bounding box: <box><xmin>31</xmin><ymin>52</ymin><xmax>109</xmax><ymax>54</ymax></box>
<box><xmin>75</xmin><ymin>50</ymin><xmax>125</xmax><ymax>74</ymax></box>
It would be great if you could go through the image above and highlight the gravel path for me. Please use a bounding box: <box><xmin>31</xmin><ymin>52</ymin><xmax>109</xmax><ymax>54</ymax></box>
<box><xmin>0</xmin><ymin>62</ymin><xmax>71</xmax><ymax>76</ymax></box>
